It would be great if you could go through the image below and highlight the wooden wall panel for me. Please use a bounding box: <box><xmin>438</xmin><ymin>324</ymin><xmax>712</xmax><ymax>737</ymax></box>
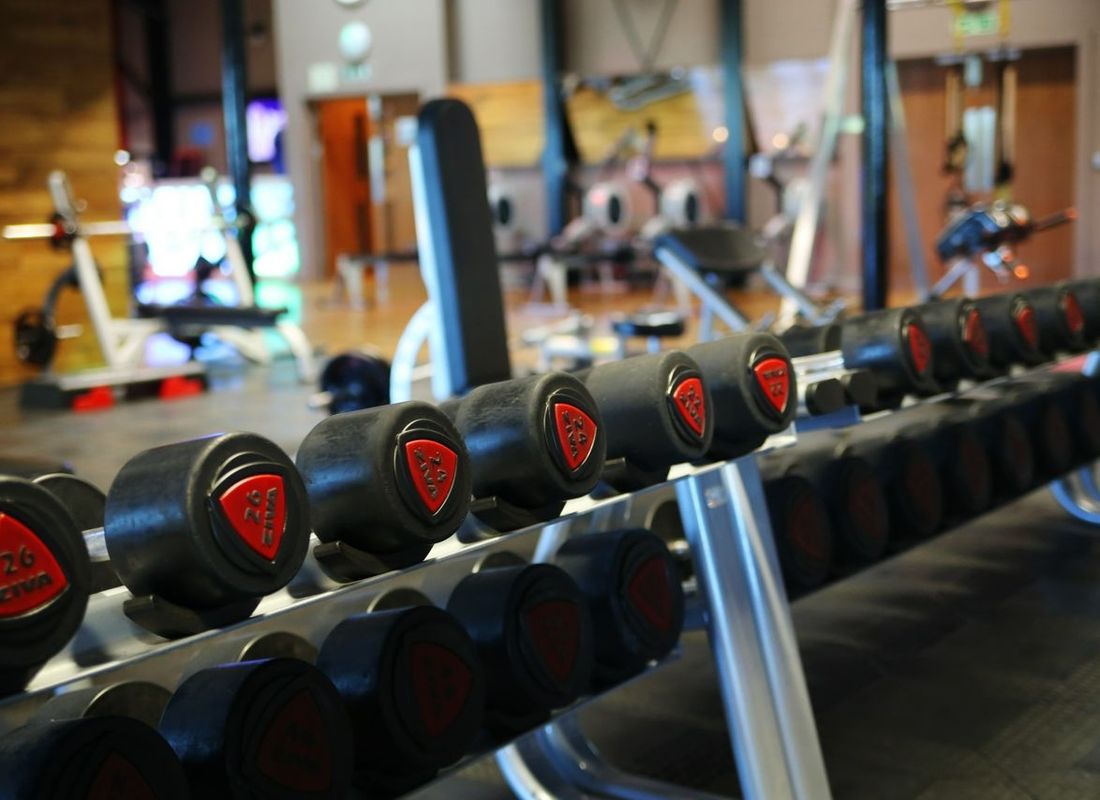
<box><xmin>565</xmin><ymin>86</ymin><xmax>713</xmax><ymax>163</ymax></box>
<box><xmin>0</xmin><ymin>0</ymin><xmax>126</xmax><ymax>386</ymax></box>
<box><xmin>447</xmin><ymin>80</ymin><xmax>544</xmax><ymax>168</ymax></box>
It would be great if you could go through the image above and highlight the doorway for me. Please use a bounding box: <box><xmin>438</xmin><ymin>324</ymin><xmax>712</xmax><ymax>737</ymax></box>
<box><xmin>315</xmin><ymin>92</ymin><xmax>420</xmax><ymax>278</ymax></box>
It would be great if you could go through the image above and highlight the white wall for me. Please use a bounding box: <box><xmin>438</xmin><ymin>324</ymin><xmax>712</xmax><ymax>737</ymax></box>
<box><xmin>271</xmin><ymin>0</ymin><xmax>448</xmax><ymax>276</ymax></box>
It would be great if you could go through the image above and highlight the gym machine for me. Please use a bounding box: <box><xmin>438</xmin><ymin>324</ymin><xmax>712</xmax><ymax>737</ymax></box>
<box><xmin>3</xmin><ymin>170</ymin><xmax>315</xmax><ymax>409</ymax></box>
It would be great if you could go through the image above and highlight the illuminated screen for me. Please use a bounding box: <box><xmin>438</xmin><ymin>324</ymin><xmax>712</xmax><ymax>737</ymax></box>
<box><xmin>246</xmin><ymin>98</ymin><xmax>287</xmax><ymax>164</ymax></box>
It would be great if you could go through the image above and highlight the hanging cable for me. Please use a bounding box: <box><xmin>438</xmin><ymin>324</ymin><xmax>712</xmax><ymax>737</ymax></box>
<box><xmin>610</xmin><ymin>0</ymin><xmax>680</xmax><ymax>71</ymax></box>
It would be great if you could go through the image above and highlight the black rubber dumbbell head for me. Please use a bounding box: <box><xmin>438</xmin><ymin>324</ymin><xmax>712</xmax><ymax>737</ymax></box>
<box><xmin>829</xmin><ymin>455</ymin><xmax>891</xmax><ymax>564</ymax></box>
<box><xmin>441</xmin><ymin>372</ymin><xmax>605</xmax><ymax>518</ymax></box>
<box><xmin>763</xmin><ymin>474</ymin><xmax>833</xmax><ymax>591</ymax></box>
<box><xmin>838</xmin><ymin>307</ymin><xmax>939</xmax><ymax>399</ymax></box>
<box><xmin>970</xmin><ymin>293</ymin><xmax>1043</xmax><ymax>368</ymax></box>
<box><xmin>580</xmin><ymin>351</ymin><xmax>714</xmax><ymax>485</ymax></box>
<box><xmin>446</xmin><ymin>563</ymin><xmax>594</xmax><ymax>729</ymax></box>
<box><xmin>158</xmin><ymin>657</ymin><xmax>355</xmax><ymax>800</ymax></box>
<box><xmin>32</xmin><ymin>473</ymin><xmax>105</xmax><ymax>532</ymax></box>
<box><xmin>0</xmin><ymin>477</ymin><xmax>91</xmax><ymax>695</ymax></box>
<box><xmin>1024</xmin><ymin>285</ymin><xmax>1087</xmax><ymax>354</ymax></box>
<box><xmin>553</xmin><ymin>529</ymin><xmax>684</xmax><ymax>683</ymax></box>
<box><xmin>688</xmin><ymin>333</ymin><xmax>795</xmax><ymax>459</ymax></box>
<box><xmin>297</xmin><ymin>401</ymin><xmax>472</xmax><ymax>553</ymax></box>
<box><xmin>0</xmin><ymin>716</ymin><xmax>189</xmax><ymax>800</ymax></box>
<box><xmin>779</xmin><ymin>323</ymin><xmax>841</xmax><ymax>357</ymax></box>
<box><xmin>1060</xmin><ymin>278</ymin><xmax>1100</xmax><ymax>343</ymax></box>
<box><xmin>316</xmin><ymin>605</ymin><xmax>485</xmax><ymax>785</ymax></box>
<box><xmin>104</xmin><ymin>432</ymin><xmax>310</xmax><ymax>610</ymax></box>
<box><xmin>839</xmin><ymin>430</ymin><xmax>944</xmax><ymax>540</ymax></box>
<box><xmin>916</xmin><ymin>298</ymin><xmax>992</xmax><ymax>383</ymax></box>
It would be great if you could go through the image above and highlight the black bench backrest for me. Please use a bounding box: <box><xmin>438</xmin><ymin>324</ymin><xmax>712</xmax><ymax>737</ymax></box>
<box><xmin>414</xmin><ymin>99</ymin><xmax>512</xmax><ymax>394</ymax></box>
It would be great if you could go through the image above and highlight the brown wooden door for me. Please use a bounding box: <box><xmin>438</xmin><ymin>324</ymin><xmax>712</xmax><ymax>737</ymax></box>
<box><xmin>889</xmin><ymin>47</ymin><xmax>1077</xmax><ymax>297</ymax></box>
<box><xmin>317</xmin><ymin>97</ymin><xmax>373</xmax><ymax>278</ymax></box>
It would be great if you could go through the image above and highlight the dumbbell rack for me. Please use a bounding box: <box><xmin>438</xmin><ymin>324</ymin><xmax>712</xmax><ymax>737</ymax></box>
<box><xmin>4</xmin><ymin>361</ymin><xmax>1100</xmax><ymax>800</ymax></box>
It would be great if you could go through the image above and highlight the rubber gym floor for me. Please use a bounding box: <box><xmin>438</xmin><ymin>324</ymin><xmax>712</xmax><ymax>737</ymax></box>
<box><xmin>2</xmin><ymin>277</ymin><xmax>1098</xmax><ymax>798</ymax></box>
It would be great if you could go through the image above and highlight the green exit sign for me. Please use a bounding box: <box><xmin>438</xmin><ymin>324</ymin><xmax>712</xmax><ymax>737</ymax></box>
<box><xmin>954</xmin><ymin>8</ymin><xmax>1002</xmax><ymax>38</ymax></box>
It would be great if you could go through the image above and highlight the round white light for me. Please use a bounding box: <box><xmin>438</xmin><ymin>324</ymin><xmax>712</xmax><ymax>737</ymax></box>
<box><xmin>339</xmin><ymin>21</ymin><xmax>372</xmax><ymax>64</ymax></box>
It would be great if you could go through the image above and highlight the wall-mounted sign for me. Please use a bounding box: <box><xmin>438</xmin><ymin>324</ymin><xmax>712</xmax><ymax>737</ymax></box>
<box><xmin>950</xmin><ymin>0</ymin><xmax>1009</xmax><ymax>39</ymax></box>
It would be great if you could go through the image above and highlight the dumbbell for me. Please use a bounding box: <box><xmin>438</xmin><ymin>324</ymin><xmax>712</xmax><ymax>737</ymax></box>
<box><xmin>553</xmin><ymin>529</ymin><xmax>685</xmax><ymax>685</ymax></box>
<box><xmin>1060</xmin><ymin>278</ymin><xmax>1100</xmax><ymax>343</ymax></box>
<box><xmin>959</xmin><ymin>379</ymin><xmax>1075</xmax><ymax>480</ymax></box>
<box><xmin>1023</xmin><ymin>284</ymin><xmax>1088</xmax><ymax>354</ymax></box>
<box><xmin>31</xmin><ymin>639</ymin><xmax>359</xmax><ymax>798</ymax></box>
<box><xmin>315</xmin><ymin>600</ymin><xmax>486</xmax><ymax>793</ymax></box>
<box><xmin>833</xmin><ymin>420</ymin><xmax>945</xmax><ymax>541</ymax></box>
<box><xmin>440</xmin><ymin>373</ymin><xmax>604</xmax><ymax>533</ymax></box>
<box><xmin>761</xmin><ymin>473</ymin><xmax>834</xmax><ymax>592</ymax></box>
<box><xmin>923</xmin><ymin>396</ymin><xmax>1036</xmax><ymax>501</ymax></box>
<box><xmin>0</xmin><ymin>476</ymin><xmax>91</xmax><ymax>695</ymax></box>
<box><xmin>81</xmin><ymin>433</ymin><xmax>311</xmax><ymax>638</ymax></box>
<box><xmin>969</xmin><ymin>292</ymin><xmax>1044</xmax><ymax>369</ymax></box>
<box><xmin>758</xmin><ymin>433</ymin><xmax>890</xmax><ymax>569</ymax></box>
<box><xmin>782</xmin><ymin>307</ymin><xmax>939</xmax><ymax>407</ymax></box>
<box><xmin>157</xmin><ymin>657</ymin><xmax>355</xmax><ymax>799</ymax></box>
<box><xmin>998</xmin><ymin>370</ymin><xmax>1100</xmax><ymax>470</ymax></box>
<box><xmin>296</xmin><ymin>401</ymin><xmax>473</xmax><ymax>578</ymax></box>
<box><xmin>579</xmin><ymin>351</ymin><xmax>714</xmax><ymax>490</ymax></box>
<box><xmin>32</xmin><ymin>472</ymin><xmax>105</xmax><ymax>531</ymax></box>
<box><xmin>881</xmin><ymin>404</ymin><xmax>994</xmax><ymax>521</ymax></box>
<box><xmin>445</xmin><ymin>561</ymin><xmax>594</xmax><ymax>733</ymax></box>
<box><xmin>914</xmin><ymin>297</ymin><xmax>994</xmax><ymax>385</ymax></box>
<box><xmin>685</xmin><ymin>332</ymin><xmax>797</xmax><ymax>459</ymax></box>
<box><xmin>0</xmin><ymin>716</ymin><xmax>189</xmax><ymax>799</ymax></box>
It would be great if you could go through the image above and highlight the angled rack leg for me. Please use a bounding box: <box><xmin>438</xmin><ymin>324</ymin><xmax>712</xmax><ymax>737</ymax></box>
<box><xmin>675</xmin><ymin>458</ymin><xmax>832</xmax><ymax>800</ymax></box>
<box><xmin>497</xmin><ymin>714</ymin><xmax>727</xmax><ymax>800</ymax></box>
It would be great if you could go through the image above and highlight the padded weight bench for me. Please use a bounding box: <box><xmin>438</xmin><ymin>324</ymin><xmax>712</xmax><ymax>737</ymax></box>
<box><xmin>610</xmin><ymin>310</ymin><xmax>685</xmax><ymax>358</ymax></box>
<box><xmin>138</xmin><ymin>303</ymin><xmax>285</xmax><ymax>328</ymax></box>
<box><xmin>136</xmin><ymin>303</ymin><xmax>315</xmax><ymax>381</ymax></box>
<box><xmin>653</xmin><ymin>223</ymin><xmax>840</xmax><ymax>341</ymax></box>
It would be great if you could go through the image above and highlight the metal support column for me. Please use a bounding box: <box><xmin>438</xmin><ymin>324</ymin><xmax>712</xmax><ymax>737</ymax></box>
<box><xmin>144</xmin><ymin>0</ymin><xmax>173</xmax><ymax>178</ymax></box>
<box><xmin>220</xmin><ymin>0</ymin><xmax>255</xmax><ymax>283</ymax></box>
<box><xmin>720</xmin><ymin>0</ymin><xmax>746</xmax><ymax>223</ymax></box>
<box><xmin>540</xmin><ymin>0</ymin><xmax>568</xmax><ymax>236</ymax></box>
<box><xmin>861</xmin><ymin>0</ymin><xmax>889</xmax><ymax>311</ymax></box>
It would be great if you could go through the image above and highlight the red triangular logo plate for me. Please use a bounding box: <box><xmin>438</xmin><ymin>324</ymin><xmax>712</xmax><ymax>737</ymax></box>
<box><xmin>627</xmin><ymin>556</ymin><xmax>674</xmax><ymax>633</ymax></box>
<box><xmin>86</xmin><ymin>753</ymin><xmax>156</xmax><ymax>800</ymax></box>
<box><xmin>410</xmin><ymin>641</ymin><xmax>474</xmax><ymax>737</ymax></box>
<box><xmin>0</xmin><ymin>513</ymin><xmax>68</xmax><ymax>618</ymax></box>
<box><xmin>671</xmin><ymin>377</ymin><xmax>706</xmax><ymax>438</ymax></box>
<box><xmin>254</xmin><ymin>689</ymin><xmax>333</xmax><ymax>793</ymax></box>
<box><xmin>752</xmin><ymin>357</ymin><xmax>791</xmax><ymax>416</ymax></box>
<box><xmin>552</xmin><ymin>402</ymin><xmax>598</xmax><ymax>472</ymax></box>
<box><xmin>525</xmin><ymin>600</ymin><xmax>580</xmax><ymax>683</ymax></box>
<box><xmin>907</xmin><ymin>324</ymin><xmax>932</xmax><ymax>375</ymax></box>
<box><xmin>404</xmin><ymin>439</ymin><xmax>459</xmax><ymax>515</ymax></box>
<box><xmin>217</xmin><ymin>474</ymin><xmax>286</xmax><ymax>561</ymax></box>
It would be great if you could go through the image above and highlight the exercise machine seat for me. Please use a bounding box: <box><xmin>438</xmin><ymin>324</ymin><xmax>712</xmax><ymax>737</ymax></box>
<box><xmin>137</xmin><ymin>304</ymin><xmax>286</xmax><ymax>329</ymax></box>
<box><xmin>611</xmin><ymin>311</ymin><xmax>686</xmax><ymax>339</ymax></box>
<box><xmin>655</xmin><ymin>224</ymin><xmax>766</xmax><ymax>277</ymax></box>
